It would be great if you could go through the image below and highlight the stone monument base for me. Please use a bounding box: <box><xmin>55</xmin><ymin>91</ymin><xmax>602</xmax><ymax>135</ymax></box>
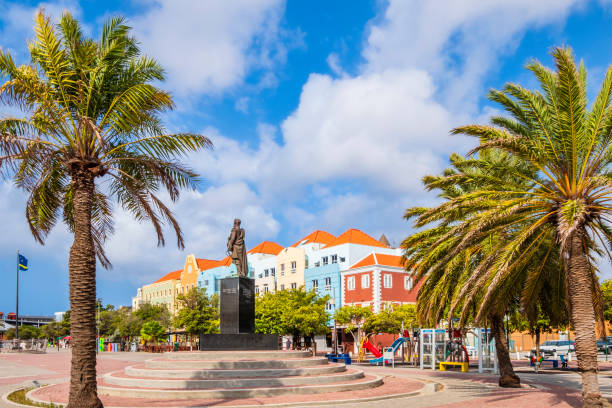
<box><xmin>199</xmin><ymin>333</ymin><xmax>279</xmax><ymax>350</ymax></box>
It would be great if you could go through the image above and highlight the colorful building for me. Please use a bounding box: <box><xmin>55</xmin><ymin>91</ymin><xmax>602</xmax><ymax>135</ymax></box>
<box><xmin>250</xmin><ymin>241</ymin><xmax>283</xmax><ymax>294</ymax></box>
<box><xmin>341</xmin><ymin>252</ymin><xmax>420</xmax><ymax>313</ymax></box>
<box><xmin>304</xmin><ymin>229</ymin><xmax>400</xmax><ymax>321</ymax></box>
<box><xmin>132</xmin><ymin>269</ymin><xmax>181</xmax><ymax>314</ymax></box>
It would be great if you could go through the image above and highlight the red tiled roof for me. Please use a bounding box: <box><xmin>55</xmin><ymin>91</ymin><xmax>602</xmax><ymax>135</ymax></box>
<box><xmin>350</xmin><ymin>253</ymin><xmax>404</xmax><ymax>269</ymax></box>
<box><xmin>153</xmin><ymin>270</ymin><xmax>182</xmax><ymax>284</ymax></box>
<box><xmin>291</xmin><ymin>230</ymin><xmax>336</xmax><ymax>247</ymax></box>
<box><xmin>196</xmin><ymin>258</ymin><xmax>224</xmax><ymax>271</ymax></box>
<box><xmin>248</xmin><ymin>241</ymin><xmax>284</xmax><ymax>255</ymax></box>
<box><xmin>325</xmin><ymin>229</ymin><xmax>387</xmax><ymax>249</ymax></box>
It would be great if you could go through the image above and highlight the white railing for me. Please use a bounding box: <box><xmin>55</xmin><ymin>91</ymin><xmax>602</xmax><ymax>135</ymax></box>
<box><xmin>0</xmin><ymin>339</ymin><xmax>48</xmax><ymax>353</ymax></box>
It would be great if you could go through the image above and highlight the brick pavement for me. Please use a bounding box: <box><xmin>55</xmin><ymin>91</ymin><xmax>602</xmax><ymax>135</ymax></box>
<box><xmin>0</xmin><ymin>351</ymin><xmax>609</xmax><ymax>407</ymax></box>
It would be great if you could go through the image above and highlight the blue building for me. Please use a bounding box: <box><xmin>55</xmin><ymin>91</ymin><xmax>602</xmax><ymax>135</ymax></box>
<box><xmin>304</xmin><ymin>263</ymin><xmax>341</xmax><ymax>324</ymax></box>
<box><xmin>197</xmin><ymin>260</ymin><xmax>254</xmax><ymax>297</ymax></box>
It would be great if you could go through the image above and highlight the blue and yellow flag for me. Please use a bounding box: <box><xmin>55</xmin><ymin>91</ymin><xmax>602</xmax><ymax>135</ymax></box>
<box><xmin>18</xmin><ymin>254</ymin><xmax>28</xmax><ymax>271</ymax></box>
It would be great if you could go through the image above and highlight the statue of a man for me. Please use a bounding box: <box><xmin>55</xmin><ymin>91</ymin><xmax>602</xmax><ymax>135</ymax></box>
<box><xmin>227</xmin><ymin>218</ymin><xmax>248</xmax><ymax>278</ymax></box>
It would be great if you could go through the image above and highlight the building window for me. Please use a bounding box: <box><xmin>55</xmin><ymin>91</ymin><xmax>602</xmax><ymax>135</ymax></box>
<box><xmin>325</xmin><ymin>302</ymin><xmax>333</xmax><ymax>311</ymax></box>
<box><xmin>384</xmin><ymin>274</ymin><xmax>393</xmax><ymax>288</ymax></box>
<box><xmin>281</xmin><ymin>264</ymin><xmax>285</xmax><ymax>276</ymax></box>
<box><xmin>315</xmin><ymin>261</ymin><xmax>320</xmax><ymax>267</ymax></box>
<box><xmin>264</xmin><ymin>284</ymin><xmax>269</xmax><ymax>293</ymax></box>
<box><xmin>291</xmin><ymin>261</ymin><xmax>297</xmax><ymax>273</ymax></box>
<box><xmin>347</xmin><ymin>276</ymin><xmax>355</xmax><ymax>290</ymax></box>
<box><xmin>305</xmin><ymin>258</ymin><xmax>309</xmax><ymax>269</ymax></box>
<box><xmin>291</xmin><ymin>283</ymin><xmax>297</xmax><ymax>289</ymax></box>
<box><xmin>325</xmin><ymin>277</ymin><xmax>332</xmax><ymax>291</ymax></box>
<box><xmin>264</xmin><ymin>269</ymin><xmax>269</xmax><ymax>277</ymax></box>
<box><xmin>270</xmin><ymin>268</ymin><xmax>275</xmax><ymax>276</ymax></box>
<box><xmin>331</xmin><ymin>254</ymin><xmax>338</xmax><ymax>264</ymax></box>
<box><xmin>312</xmin><ymin>279</ymin><xmax>318</xmax><ymax>289</ymax></box>
<box><xmin>255</xmin><ymin>286</ymin><xmax>260</xmax><ymax>294</ymax></box>
<box><xmin>362</xmin><ymin>274</ymin><xmax>370</xmax><ymax>289</ymax></box>
<box><xmin>322</xmin><ymin>256</ymin><xmax>329</xmax><ymax>265</ymax></box>
<box><xmin>405</xmin><ymin>276</ymin><xmax>413</xmax><ymax>290</ymax></box>
<box><xmin>258</xmin><ymin>273</ymin><xmax>263</xmax><ymax>279</ymax></box>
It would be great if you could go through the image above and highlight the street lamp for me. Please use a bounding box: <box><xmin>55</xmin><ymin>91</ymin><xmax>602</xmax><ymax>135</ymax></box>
<box><xmin>330</xmin><ymin>297</ymin><xmax>337</xmax><ymax>355</ymax></box>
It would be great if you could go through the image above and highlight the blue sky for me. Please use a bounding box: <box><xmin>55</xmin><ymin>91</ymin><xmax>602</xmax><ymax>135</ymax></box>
<box><xmin>1</xmin><ymin>0</ymin><xmax>612</xmax><ymax>315</ymax></box>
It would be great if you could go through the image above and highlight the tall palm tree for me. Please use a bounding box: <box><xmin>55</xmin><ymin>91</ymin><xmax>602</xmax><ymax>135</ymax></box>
<box><xmin>0</xmin><ymin>13</ymin><xmax>211</xmax><ymax>407</ymax></box>
<box><xmin>421</xmin><ymin>47</ymin><xmax>610</xmax><ymax>407</ymax></box>
<box><xmin>403</xmin><ymin>149</ymin><xmax>568</xmax><ymax>387</ymax></box>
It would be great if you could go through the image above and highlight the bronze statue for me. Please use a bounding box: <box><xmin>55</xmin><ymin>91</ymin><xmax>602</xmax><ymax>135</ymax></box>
<box><xmin>227</xmin><ymin>218</ymin><xmax>248</xmax><ymax>278</ymax></box>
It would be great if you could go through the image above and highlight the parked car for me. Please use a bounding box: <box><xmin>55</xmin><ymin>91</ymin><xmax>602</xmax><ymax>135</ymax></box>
<box><xmin>596</xmin><ymin>336</ymin><xmax>612</xmax><ymax>352</ymax></box>
<box><xmin>530</xmin><ymin>340</ymin><xmax>575</xmax><ymax>357</ymax></box>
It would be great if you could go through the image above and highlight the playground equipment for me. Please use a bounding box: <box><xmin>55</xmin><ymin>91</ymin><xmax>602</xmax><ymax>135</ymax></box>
<box><xmin>369</xmin><ymin>336</ymin><xmax>405</xmax><ymax>366</ymax></box>
<box><xmin>360</xmin><ymin>338</ymin><xmax>382</xmax><ymax>359</ymax></box>
<box><xmin>419</xmin><ymin>327</ymin><xmax>498</xmax><ymax>374</ymax></box>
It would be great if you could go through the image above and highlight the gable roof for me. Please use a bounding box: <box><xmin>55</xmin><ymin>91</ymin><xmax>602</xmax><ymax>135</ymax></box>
<box><xmin>350</xmin><ymin>253</ymin><xmax>404</xmax><ymax>269</ymax></box>
<box><xmin>154</xmin><ymin>269</ymin><xmax>182</xmax><ymax>284</ymax></box>
<box><xmin>291</xmin><ymin>230</ymin><xmax>336</xmax><ymax>247</ymax></box>
<box><xmin>325</xmin><ymin>229</ymin><xmax>387</xmax><ymax>249</ymax></box>
<box><xmin>248</xmin><ymin>241</ymin><xmax>284</xmax><ymax>255</ymax></box>
<box><xmin>196</xmin><ymin>258</ymin><xmax>224</xmax><ymax>271</ymax></box>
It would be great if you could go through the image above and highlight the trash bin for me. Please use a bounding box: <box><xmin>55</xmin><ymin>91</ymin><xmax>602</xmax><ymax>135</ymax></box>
<box><xmin>174</xmin><ymin>342</ymin><xmax>179</xmax><ymax>352</ymax></box>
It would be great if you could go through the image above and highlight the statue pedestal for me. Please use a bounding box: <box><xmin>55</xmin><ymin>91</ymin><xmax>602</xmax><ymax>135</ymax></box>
<box><xmin>220</xmin><ymin>277</ymin><xmax>255</xmax><ymax>334</ymax></box>
<box><xmin>199</xmin><ymin>277</ymin><xmax>277</xmax><ymax>350</ymax></box>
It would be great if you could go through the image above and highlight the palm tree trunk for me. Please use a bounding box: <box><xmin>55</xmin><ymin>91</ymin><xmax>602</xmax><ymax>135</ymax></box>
<box><xmin>490</xmin><ymin>313</ymin><xmax>520</xmax><ymax>388</ymax></box>
<box><xmin>67</xmin><ymin>167</ymin><xmax>103</xmax><ymax>408</ymax></box>
<box><xmin>567</xmin><ymin>231</ymin><xmax>602</xmax><ymax>407</ymax></box>
<box><xmin>535</xmin><ymin>328</ymin><xmax>541</xmax><ymax>359</ymax></box>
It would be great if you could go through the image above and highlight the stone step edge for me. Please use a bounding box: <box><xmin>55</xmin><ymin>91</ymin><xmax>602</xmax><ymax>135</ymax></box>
<box><xmin>125</xmin><ymin>364</ymin><xmax>345</xmax><ymax>378</ymax></box>
<box><xmin>102</xmin><ymin>369</ymin><xmax>363</xmax><ymax>389</ymax></box>
<box><xmin>144</xmin><ymin>358</ymin><xmax>329</xmax><ymax>369</ymax></box>
<box><xmin>22</xmin><ymin>377</ymin><xmax>440</xmax><ymax>408</ymax></box>
<box><xmin>97</xmin><ymin>374</ymin><xmax>383</xmax><ymax>399</ymax></box>
<box><xmin>162</xmin><ymin>351</ymin><xmax>312</xmax><ymax>360</ymax></box>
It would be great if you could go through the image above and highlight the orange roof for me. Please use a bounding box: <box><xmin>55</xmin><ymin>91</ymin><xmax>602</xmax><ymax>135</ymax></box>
<box><xmin>325</xmin><ymin>229</ymin><xmax>387</xmax><ymax>249</ymax></box>
<box><xmin>196</xmin><ymin>258</ymin><xmax>224</xmax><ymax>271</ymax></box>
<box><xmin>219</xmin><ymin>256</ymin><xmax>233</xmax><ymax>266</ymax></box>
<box><xmin>291</xmin><ymin>230</ymin><xmax>336</xmax><ymax>247</ymax></box>
<box><xmin>351</xmin><ymin>253</ymin><xmax>404</xmax><ymax>269</ymax></box>
<box><xmin>154</xmin><ymin>270</ymin><xmax>182</xmax><ymax>284</ymax></box>
<box><xmin>248</xmin><ymin>241</ymin><xmax>284</xmax><ymax>255</ymax></box>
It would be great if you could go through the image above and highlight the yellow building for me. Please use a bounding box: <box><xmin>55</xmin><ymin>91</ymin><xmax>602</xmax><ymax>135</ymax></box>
<box><xmin>177</xmin><ymin>255</ymin><xmax>224</xmax><ymax>296</ymax></box>
<box><xmin>276</xmin><ymin>230</ymin><xmax>336</xmax><ymax>291</ymax></box>
<box><xmin>134</xmin><ymin>270</ymin><xmax>181</xmax><ymax>315</ymax></box>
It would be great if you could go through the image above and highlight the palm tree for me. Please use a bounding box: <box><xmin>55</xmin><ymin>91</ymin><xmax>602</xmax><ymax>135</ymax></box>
<box><xmin>423</xmin><ymin>47</ymin><xmax>610</xmax><ymax>407</ymax></box>
<box><xmin>403</xmin><ymin>150</ymin><xmax>564</xmax><ymax>387</ymax></box>
<box><xmin>0</xmin><ymin>13</ymin><xmax>211</xmax><ymax>407</ymax></box>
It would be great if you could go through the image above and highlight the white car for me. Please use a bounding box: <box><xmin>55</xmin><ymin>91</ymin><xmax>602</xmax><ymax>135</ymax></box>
<box><xmin>530</xmin><ymin>340</ymin><xmax>575</xmax><ymax>357</ymax></box>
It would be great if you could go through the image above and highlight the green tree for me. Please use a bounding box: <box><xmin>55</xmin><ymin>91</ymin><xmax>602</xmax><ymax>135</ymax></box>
<box><xmin>115</xmin><ymin>308</ymin><xmax>142</xmax><ymax>340</ymax></box>
<box><xmin>255</xmin><ymin>288</ymin><xmax>330</xmax><ymax>343</ymax></box>
<box><xmin>601</xmin><ymin>279</ymin><xmax>612</xmax><ymax>326</ymax></box>
<box><xmin>403</xmin><ymin>149</ymin><xmax>568</xmax><ymax>388</ymax></box>
<box><xmin>173</xmin><ymin>288</ymin><xmax>219</xmax><ymax>338</ymax></box>
<box><xmin>436</xmin><ymin>47</ymin><xmax>612</xmax><ymax>406</ymax></box>
<box><xmin>140</xmin><ymin>321</ymin><xmax>166</xmax><ymax>345</ymax></box>
<box><xmin>134</xmin><ymin>303</ymin><xmax>172</xmax><ymax>329</ymax></box>
<box><xmin>7</xmin><ymin>325</ymin><xmax>41</xmax><ymax>340</ymax></box>
<box><xmin>334</xmin><ymin>305</ymin><xmax>372</xmax><ymax>351</ymax></box>
<box><xmin>0</xmin><ymin>13</ymin><xmax>211</xmax><ymax>406</ymax></box>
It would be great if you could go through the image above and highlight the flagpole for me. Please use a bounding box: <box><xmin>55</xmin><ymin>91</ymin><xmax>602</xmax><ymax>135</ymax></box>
<box><xmin>16</xmin><ymin>250</ymin><xmax>19</xmax><ymax>341</ymax></box>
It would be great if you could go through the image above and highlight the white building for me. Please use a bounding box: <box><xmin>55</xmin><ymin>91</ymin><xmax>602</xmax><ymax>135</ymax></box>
<box><xmin>249</xmin><ymin>241</ymin><xmax>283</xmax><ymax>295</ymax></box>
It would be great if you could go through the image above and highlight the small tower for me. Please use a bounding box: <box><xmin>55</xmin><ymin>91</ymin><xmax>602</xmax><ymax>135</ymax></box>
<box><xmin>378</xmin><ymin>234</ymin><xmax>391</xmax><ymax>247</ymax></box>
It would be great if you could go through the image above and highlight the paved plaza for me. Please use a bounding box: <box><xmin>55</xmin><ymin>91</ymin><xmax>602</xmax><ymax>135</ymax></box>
<box><xmin>1</xmin><ymin>350</ymin><xmax>611</xmax><ymax>407</ymax></box>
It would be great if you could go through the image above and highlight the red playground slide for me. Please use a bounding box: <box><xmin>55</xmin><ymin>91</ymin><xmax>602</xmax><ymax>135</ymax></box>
<box><xmin>362</xmin><ymin>339</ymin><xmax>382</xmax><ymax>358</ymax></box>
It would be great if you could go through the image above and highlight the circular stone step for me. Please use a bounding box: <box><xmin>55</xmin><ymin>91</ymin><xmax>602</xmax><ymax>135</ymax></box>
<box><xmin>125</xmin><ymin>363</ymin><xmax>345</xmax><ymax>378</ymax></box>
<box><xmin>145</xmin><ymin>357</ymin><xmax>329</xmax><ymax>369</ymax></box>
<box><xmin>162</xmin><ymin>350</ymin><xmax>311</xmax><ymax>360</ymax></box>
<box><xmin>98</xmin><ymin>374</ymin><xmax>383</xmax><ymax>399</ymax></box>
<box><xmin>103</xmin><ymin>369</ymin><xmax>363</xmax><ymax>389</ymax></box>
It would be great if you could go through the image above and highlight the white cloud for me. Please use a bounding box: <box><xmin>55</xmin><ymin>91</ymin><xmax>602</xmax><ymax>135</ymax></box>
<box><xmin>131</xmin><ymin>0</ymin><xmax>288</xmax><ymax>96</ymax></box>
<box><xmin>103</xmin><ymin>182</ymin><xmax>280</xmax><ymax>285</ymax></box>
<box><xmin>0</xmin><ymin>0</ymin><xmax>83</xmax><ymax>62</ymax></box>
